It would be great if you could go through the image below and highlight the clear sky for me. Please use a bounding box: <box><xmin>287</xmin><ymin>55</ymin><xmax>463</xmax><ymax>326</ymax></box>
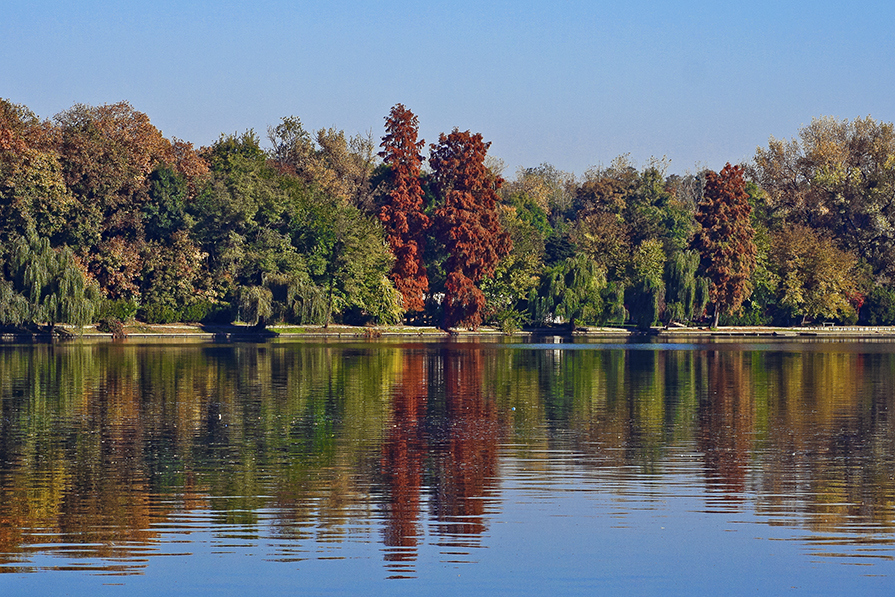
<box><xmin>3</xmin><ymin>0</ymin><xmax>893</xmax><ymax>177</ymax></box>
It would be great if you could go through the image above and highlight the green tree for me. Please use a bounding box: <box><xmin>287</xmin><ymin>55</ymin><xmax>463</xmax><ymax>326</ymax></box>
<box><xmin>295</xmin><ymin>197</ymin><xmax>403</xmax><ymax>325</ymax></box>
<box><xmin>193</xmin><ymin>131</ymin><xmax>305</xmax><ymax>292</ymax></box>
<box><xmin>480</xmin><ymin>203</ymin><xmax>544</xmax><ymax>328</ymax></box>
<box><xmin>751</xmin><ymin>116</ymin><xmax>895</xmax><ymax>279</ymax></box>
<box><xmin>663</xmin><ymin>250</ymin><xmax>703</xmax><ymax>325</ymax></box>
<box><xmin>143</xmin><ymin>164</ymin><xmax>191</xmax><ymax>242</ymax></box>
<box><xmin>626</xmin><ymin>238</ymin><xmax>666</xmax><ymax>329</ymax></box>
<box><xmin>504</xmin><ymin>163</ymin><xmax>576</xmax><ymax>225</ymax></box>
<box><xmin>268</xmin><ymin>116</ymin><xmax>376</xmax><ymax>209</ymax></box>
<box><xmin>770</xmin><ymin>225</ymin><xmax>865</xmax><ymax>324</ymax></box>
<box><xmin>529</xmin><ymin>254</ymin><xmax>606</xmax><ymax>328</ymax></box>
<box><xmin>0</xmin><ymin>232</ymin><xmax>99</xmax><ymax>330</ymax></box>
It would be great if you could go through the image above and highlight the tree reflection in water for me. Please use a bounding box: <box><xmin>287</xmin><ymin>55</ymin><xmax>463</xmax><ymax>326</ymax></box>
<box><xmin>379</xmin><ymin>345</ymin><xmax>501</xmax><ymax>577</ymax></box>
<box><xmin>0</xmin><ymin>341</ymin><xmax>893</xmax><ymax>580</ymax></box>
<box><xmin>380</xmin><ymin>348</ymin><xmax>428</xmax><ymax>575</ymax></box>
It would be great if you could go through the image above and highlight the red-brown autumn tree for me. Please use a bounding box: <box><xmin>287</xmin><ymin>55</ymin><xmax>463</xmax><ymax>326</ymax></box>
<box><xmin>429</xmin><ymin>129</ymin><xmax>511</xmax><ymax>329</ymax></box>
<box><xmin>693</xmin><ymin>163</ymin><xmax>757</xmax><ymax>327</ymax></box>
<box><xmin>378</xmin><ymin>104</ymin><xmax>430</xmax><ymax>313</ymax></box>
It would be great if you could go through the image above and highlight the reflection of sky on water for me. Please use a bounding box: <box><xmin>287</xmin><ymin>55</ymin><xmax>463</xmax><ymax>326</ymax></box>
<box><xmin>6</xmin><ymin>447</ymin><xmax>892</xmax><ymax>596</ymax></box>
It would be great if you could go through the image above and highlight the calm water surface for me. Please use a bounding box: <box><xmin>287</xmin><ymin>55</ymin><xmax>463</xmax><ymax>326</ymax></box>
<box><xmin>1</xmin><ymin>337</ymin><xmax>894</xmax><ymax>595</ymax></box>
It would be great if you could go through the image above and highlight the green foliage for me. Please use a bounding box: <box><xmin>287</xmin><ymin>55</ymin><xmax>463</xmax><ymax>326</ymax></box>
<box><xmin>204</xmin><ymin>130</ymin><xmax>267</xmax><ymax>173</ymax></box>
<box><xmin>179</xmin><ymin>300</ymin><xmax>231</xmax><ymax>324</ymax></box>
<box><xmin>664</xmin><ymin>250</ymin><xmax>700</xmax><ymax>324</ymax></box>
<box><xmin>631</xmin><ymin>238</ymin><xmax>666</xmax><ymax>284</ymax></box>
<box><xmin>138</xmin><ymin>303</ymin><xmax>179</xmax><ymax>324</ymax></box>
<box><xmin>752</xmin><ymin>116</ymin><xmax>895</xmax><ymax>279</ymax></box>
<box><xmin>298</xmin><ymin>198</ymin><xmax>399</xmax><ymax>325</ymax></box>
<box><xmin>0</xmin><ymin>280</ymin><xmax>29</xmax><ymax>326</ymax></box>
<box><xmin>693</xmin><ymin>277</ymin><xmax>711</xmax><ymax>323</ymax></box>
<box><xmin>8</xmin><ymin>98</ymin><xmax>895</xmax><ymax>332</ymax></box>
<box><xmin>720</xmin><ymin>301</ymin><xmax>773</xmax><ymax>326</ymax></box>
<box><xmin>0</xmin><ymin>232</ymin><xmax>99</xmax><ymax>328</ymax></box>
<box><xmin>627</xmin><ymin>238</ymin><xmax>667</xmax><ymax>329</ymax></box>
<box><xmin>136</xmin><ymin>299</ymin><xmax>231</xmax><ymax>324</ymax></box>
<box><xmin>96</xmin><ymin>298</ymin><xmax>139</xmax><ymax>322</ymax></box>
<box><xmin>530</xmin><ymin>254</ymin><xmax>606</xmax><ymax>327</ymax></box>
<box><xmin>144</xmin><ymin>164</ymin><xmax>190</xmax><ymax>241</ymax></box>
<box><xmin>492</xmin><ymin>307</ymin><xmax>529</xmax><ymax>333</ymax></box>
<box><xmin>0</xmin><ymin>144</ymin><xmax>73</xmax><ymax>244</ymax></box>
<box><xmin>139</xmin><ymin>232</ymin><xmax>208</xmax><ymax>312</ymax></box>
<box><xmin>480</xmin><ymin>205</ymin><xmax>544</xmax><ymax>319</ymax></box>
<box><xmin>627</xmin><ymin>276</ymin><xmax>664</xmax><ymax>330</ymax></box>
<box><xmin>236</xmin><ymin>285</ymin><xmax>273</xmax><ymax>327</ymax></box>
<box><xmin>544</xmin><ymin>230</ymin><xmax>576</xmax><ymax>266</ymax></box>
<box><xmin>601</xmin><ymin>282</ymin><xmax>627</xmax><ymax>324</ymax></box>
<box><xmin>572</xmin><ymin>211</ymin><xmax>629</xmax><ymax>281</ymax></box>
<box><xmin>360</xmin><ymin>275</ymin><xmax>404</xmax><ymax>326</ymax></box>
<box><xmin>507</xmin><ymin>190</ymin><xmax>552</xmax><ymax>236</ymax></box>
<box><xmin>770</xmin><ymin>225</ymin><xmax>864</xmax><ymax>324</ymax></box>
<box><xmin>861</xmin><ymin>285</ymin><xmax>895</xmax><ymax>325</ymax></box>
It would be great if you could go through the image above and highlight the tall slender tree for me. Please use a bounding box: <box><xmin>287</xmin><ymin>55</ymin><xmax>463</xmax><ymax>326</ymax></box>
<box><xmin>378</xmin><ymin>104</ymin><xmax>430</xmax><ymax>314</ymax></box>
<box><xmin>693</xmin><ymin>163</ymin><xmax>757</xmax><ymax>327</ymax></box>
<box><xmin>430</xmin><ymin>129</ymin><xmax>511</xmax><ymax>329</ymax></box>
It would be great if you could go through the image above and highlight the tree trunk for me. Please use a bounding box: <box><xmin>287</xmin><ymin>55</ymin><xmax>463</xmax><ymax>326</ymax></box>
<box><xmin>324</xmin><ymin>276</ymin><xmax>334</xmax><ymax>329</ymax></box>
<box><xmin>712</xmin><ymin>304</ymin><xmax>721</xmax><ymax>328</ymax></box>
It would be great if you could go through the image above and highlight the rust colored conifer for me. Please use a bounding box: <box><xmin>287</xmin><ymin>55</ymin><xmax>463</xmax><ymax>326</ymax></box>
<box><xmin>378</xmin><ymin>104</ymin><xmax>430</xmax><ymax>313</ymax></box>
<box><xmin>693</xmin><ymin>163</ymin><xmax>757</xmax><ymax>327</ymax></box>
<box><xmin>429</xmin><ymin>129</ymin><xmax>511</xmax><ymax>330</ymax></box>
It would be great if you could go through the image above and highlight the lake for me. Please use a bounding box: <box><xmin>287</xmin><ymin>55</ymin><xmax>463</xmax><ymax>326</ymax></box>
<box><xmin>1</xmin><ymin>337</ymin><xmax>893</xmax><ymax>595</ymax></box>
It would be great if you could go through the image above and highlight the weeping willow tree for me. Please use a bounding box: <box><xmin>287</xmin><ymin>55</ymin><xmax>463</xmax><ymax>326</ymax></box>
<box><xmin>627</xmin><ymin>276</ymin><xmax>664</xmax><ymax>330</ymax></box>
<box><xmin>626</xmin><ymin>238</ymin><xmax>666</xmax><ymax>330</ymax></box>
<box><xmin>530</xmin><ymin>254</ymin><xmax>606</xmax><ymax>328</ymax></box>
<box><xmin>664</xmin><ymin>250</ymin><xmax>708</xmax><ymax>325</ymax></box>
<box><xmin>601</xmin><ymin>281</ymin><xmax>628</xmax><ymax>324</ymax></box>
<box><xmin>0</xmin><ymin>232</ymin><xmax>99</xmax><ymax>331</ymax></box>
<box><xmin>235</xmin><ymin>285</ymin><xmax>273</xmax><ymax>327</ymax></box>
<box><xmin>262</xmin><ymin>272</ymin><xmax>328</xmax><ymax>324</ymax></box>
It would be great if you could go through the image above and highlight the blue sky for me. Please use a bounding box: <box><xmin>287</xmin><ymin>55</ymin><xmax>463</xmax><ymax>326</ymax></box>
<box><xmin>3</xmin><ymin>0</ymin><xmax>893</xmax><ymax>176</ymax></box>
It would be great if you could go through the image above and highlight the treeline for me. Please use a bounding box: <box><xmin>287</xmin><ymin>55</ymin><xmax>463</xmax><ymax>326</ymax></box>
<box><xmin>2</xmin><ymin>98</ymin><xmax>895</xmax><ymax>330</ymax></box>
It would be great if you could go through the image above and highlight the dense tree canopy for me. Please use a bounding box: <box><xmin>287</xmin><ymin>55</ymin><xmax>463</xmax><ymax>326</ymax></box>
<box><xmin>2</xmin><ymin>97</ymin><xmax>893</xmax><ymax>330</ymax></box>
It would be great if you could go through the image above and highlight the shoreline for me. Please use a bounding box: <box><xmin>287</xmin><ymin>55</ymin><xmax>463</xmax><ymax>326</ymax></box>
<box><xmin>5</xmin><ymin>323</ymin><xmax>895</xmax><ymax>342</ymax></box>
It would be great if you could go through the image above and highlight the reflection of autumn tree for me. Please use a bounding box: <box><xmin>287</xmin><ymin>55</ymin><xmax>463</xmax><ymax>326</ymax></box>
<box><xmin>697</xmin><ymin>350</ymin><xmax>754</xmax><ymax>501</ymax></box>
<box><xmin>628</xmin><ymin>350</ymin><xmax>668</xmax><ymax>467</ymax></box>
<box><xmin>0</xmin><ymin>346</ymin><xmax>167</xmax><ymax>569</ymax></box>
<box><xmin>757</xmin><ymin>351</ymin><xmax>895</xmax><ymax>534</ymax></box>
<box><xmin>2</xmin><ymin>342</ymin><xmax>894</xmax><ymax>573</ymax></box>
<box><xmin>379</xmin><ymin>349</ymin><xmax>429</xmax><ymax>574</ymax></box>
<box><xmin>430</xmin><ymin>345</ymin><xmax>500</xmax><ymax>546</ymax></box>
<box><xmin>243</xmin><ymin>347</ymin><xmax>396</xmax><ymax>551</ymax></box>
<box><xmin>58</xmin><ymin>352</ymin><xmax>155</xmax><ymax>555</ymax></box>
